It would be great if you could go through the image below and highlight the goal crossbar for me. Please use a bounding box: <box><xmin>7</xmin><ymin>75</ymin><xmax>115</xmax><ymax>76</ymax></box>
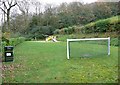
<box><xmin>67</xmin><ymin>37</ymin><xmax>110</xmax><ymax>59</ymax></box>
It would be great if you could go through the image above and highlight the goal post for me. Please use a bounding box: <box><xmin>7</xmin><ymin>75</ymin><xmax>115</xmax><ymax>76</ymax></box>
<box><xmin>67</xmin><ymin>37</ymin><xmax>110</xmax><ymax>59</ymax></box>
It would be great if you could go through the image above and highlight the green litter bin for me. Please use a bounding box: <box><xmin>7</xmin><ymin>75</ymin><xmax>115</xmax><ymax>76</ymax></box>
<box><xmin>4</xmin><ymin>46</ymin><xmax>14</xmax><ymax>62</ymax></box>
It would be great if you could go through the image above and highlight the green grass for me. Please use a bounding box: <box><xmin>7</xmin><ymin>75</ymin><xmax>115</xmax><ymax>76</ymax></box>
<box><xmin>70</xmin><ymin>42</ymin><xmax>108</xmax><ymax>58</ymax></box>
<box><xmin>2</xmin><ymin>41</ymin><xmax>118</xmax><ymax>83</ymax></box>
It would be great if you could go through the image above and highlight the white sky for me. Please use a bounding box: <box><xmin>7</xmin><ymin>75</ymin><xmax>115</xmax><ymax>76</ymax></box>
<box><xmin>39</xmin><ymin>0</ymin><xmax>120</xmax><ymax>5</ymax></box>
<box><xmin>40</xmin><ymin>0</ymin><xmax>98</xmax><ymax>5</ymax></box>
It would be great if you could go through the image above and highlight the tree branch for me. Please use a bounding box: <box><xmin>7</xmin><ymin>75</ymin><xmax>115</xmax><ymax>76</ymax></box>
<box><xmin>3</xmin><ymin>2</ymin><xmax>7</xmax><ymax>9</ymax></box>
<box><xmin>9</xmin><ymin>2</ymin><xmax>17</xmax><ymax>10</ymax></box>
<box><xmin>6</xmin><ymin>0</ymin><xmax>13</xmax><ymax>7</ymax></box>
<box><xmin>6</xmin><ymin>0</ymin><xmax>10</xmax><ymax>6</ymax></box>
<box><xmin>10</xmin><ymin>0</ymin><xmax>14</xmax><ymax>6</ymax></box>
<box><xmin>0</xmin><ymin>7</ymin><xmax>7</xmax><ymax>14</ymax></box>
<box><xmin>17</xmin><ymin>3</ymin><xmax>25</xmax><ymax>14</ymax></box>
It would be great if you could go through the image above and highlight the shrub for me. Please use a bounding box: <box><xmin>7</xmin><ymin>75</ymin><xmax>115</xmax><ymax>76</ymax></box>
<box><xmin>81</xmin><ymin>16</ymin><xmax>119</xmax><ymax>33</ymax></box>
<box><xmin>2</xmin><ymin>37</ymin><xmax>26</xmax><ymax>49</ymax></box>
<box><xmin>9</xmin><ymin>37</ymin><xmax>25</xmax><ymax>46</ymax></box>
<box><xmin>63</xmin><ymin>28</ymin><xmax>69</xmax><ymax>34</ymax></box>
<box><xmin>67</xmin><ymin>27</ymin><xmax>74</xmax><ymax>34</ymax></box>
<box><xmin>54</xmin><ymin>26</ymin><xmax>75</xmax><ymax>35</ymax></box>
<box><xmin>74</xmin><ymin>26</ymin><xmax>81</xmax><ymax>33</ymax></box>
<box><xmin>53</xmin><ymin>29</ymin><xmax>60</xmax><ymax>34</ymax></box>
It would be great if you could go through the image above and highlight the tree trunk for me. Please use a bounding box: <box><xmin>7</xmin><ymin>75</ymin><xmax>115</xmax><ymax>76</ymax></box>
<box><xmin>7</xmin><ymin>10</ymin><xmax>10</xmax><ymax>32</ymax></box>
<box><xmin>6</xmin><ymin>10</ymin><xmax>11</xmax><ymax>39</ymax></box>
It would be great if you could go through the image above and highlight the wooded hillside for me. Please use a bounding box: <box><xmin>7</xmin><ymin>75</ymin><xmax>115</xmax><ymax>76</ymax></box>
<box><xmin>1</xmin><ymin>1</ymin><xmax>119</xmax><ymax>40</ymax></box>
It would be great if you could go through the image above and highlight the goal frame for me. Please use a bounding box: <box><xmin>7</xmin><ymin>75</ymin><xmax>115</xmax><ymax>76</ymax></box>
<box><xmin>67</xmin><ymin>37</ymin><xmax>110</xmax><ymax>59</ymax></box>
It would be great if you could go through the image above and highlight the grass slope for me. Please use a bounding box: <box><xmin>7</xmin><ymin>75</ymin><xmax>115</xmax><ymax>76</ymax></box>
<box><xmin>2</xmin><ymin>41</ymin><xmax>118</xmax><ymax>83</ymax></box>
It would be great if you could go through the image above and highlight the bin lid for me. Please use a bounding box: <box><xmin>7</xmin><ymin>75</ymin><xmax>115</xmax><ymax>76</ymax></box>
<box><xmin>4</xmin><ymin>46</ymin><xmax>14</xmax><ymax>50</ymax></box>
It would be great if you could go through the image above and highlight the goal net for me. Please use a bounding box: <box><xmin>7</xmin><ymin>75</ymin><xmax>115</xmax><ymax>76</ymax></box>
<box><xmin>67</xmin><ymin>37</ymin><xmax>110</xmax><ymax>59</ymax></box>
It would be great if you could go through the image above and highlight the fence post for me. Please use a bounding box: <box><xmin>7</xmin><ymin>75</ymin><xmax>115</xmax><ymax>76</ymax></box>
<box><xmin>108</xmin><ymin>37</ymin><xmax>110</xmax><ymax>55</ymax></box>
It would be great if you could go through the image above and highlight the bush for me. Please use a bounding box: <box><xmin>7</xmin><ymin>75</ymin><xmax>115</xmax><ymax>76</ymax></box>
<box><xmin>81</xmin><ymin>16</ymin><xmax>119</xmax><ymax>33</ymax></box>
<box><xmin>2</xmin><ymin>37</ymin><xmax>26</xmax><ymax>50</ymax></box>
<box><xmin>67</xmin><ymin>27</ymin><xmax>74</xmax><ymax>34</ymax></box>
<box><xmin>74</xmin><ymin>26</ymin><xmax>82</xmax><ymax>34</ymax></box>
<box><xmin>26</xmin><ymin>26</ymin><xmax>55</xmax><ymax>40</ymax></box>
<box><xmin>63</xmin><ymin>28</ymin><xmax>69</xmax><ymax>34</ymax></box>
<box><xmin>54</xmin><ymin>26</ymin><xmax>75</xmax><ymax>35</ymax></box>
<box><xmin>53</xmin><ymin>29</ymin><xmax>59</xmax><ymax>34</ymax></box>
<box><xmin>9</xmin><ymin>37</ymin><xmax>26</xmax><ymax>46</ymax></box>
<box><xmin>25</xmin><ymin>38</ymin><xmax>32</xmax><ymax>41</ymax></box>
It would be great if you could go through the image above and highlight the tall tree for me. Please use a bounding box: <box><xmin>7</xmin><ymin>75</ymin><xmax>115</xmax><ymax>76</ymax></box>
<box><xmin>31</xmin><ymin>0</ymin><xmax>41</xmax><ymax>15</ymax></box>
<box><xmin>31</xmin><ymin>0</ymin><xmax>42</xmax><ymax>26</ymax></box>
<box><xmin>0</xmin><ymin>0</ymin><xmax>17</xmax><ymax>31</ymax></box>
<box><xmin>17</xmin><ymin>0</ymin><xmax>30</xmax><ymax>34</ymax></box>
<box><xmin>17</xmin><ymin>0</ymin><xmax>30</xmax><ymax>15</ymax></box>
<box><xmin>91</xmin><ymin>2</ymin><xmax>112</xmax><ymax>20</ymax></box>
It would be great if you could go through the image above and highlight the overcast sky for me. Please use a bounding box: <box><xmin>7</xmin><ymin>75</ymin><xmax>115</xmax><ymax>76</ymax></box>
<box><xmin>40</xmin><ymin>0</ymin><xmax>98</xmax><ymax>5</ymax></box>
<box><xmin>37</xmin><ymin>0</ymin><xmax>119</xmax><ymax>5</ymax></box>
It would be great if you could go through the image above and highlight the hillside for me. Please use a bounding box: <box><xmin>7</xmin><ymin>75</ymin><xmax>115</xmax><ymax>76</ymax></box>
<box><xmin>54</xmin><ymin>16</ymin><xmax>120</xmax><ymax>35</ymax></box>
<box><xmin>81</xmin><ymin>15</ymin><xmax>120</xmax><ymax>33</ymax></box>
<box><xmin>53</xmin><ymin>16</ymin><xmax>119</xmax><ymax>46</ymax></box>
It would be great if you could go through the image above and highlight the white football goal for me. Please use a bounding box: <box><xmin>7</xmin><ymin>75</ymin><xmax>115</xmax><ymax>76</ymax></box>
<box><xmin>67</xmin><ymin>37</ymin><xmax>110</xmax><ymax>59</ymax></box>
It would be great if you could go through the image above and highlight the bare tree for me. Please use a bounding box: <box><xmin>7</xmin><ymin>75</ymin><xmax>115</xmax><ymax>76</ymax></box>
<box><xmin>31</xmin><ymin>0</ymin><xmax>42</xmax><ymax>26</ymax></box>
<box><xmin>0</xmin><ymin>0</ymin><xmax>17</xmax><ymax>30</ymax></box>
<box><xmin>17</xmin><ymin>0</ymin><xmax>30</xmax><ymax>33</ymax></box>
<box><xmin>17</xmin><ymin>0</ymin><xmax>30</xmax><ymax>16</ymax></box>
<box><xmin>31</xmin><ymin>0</ymin><xmax>41</xmax><ymax>15</ymax></box>
<box><xmin>0</xmin><ymin>1</ymin><xmax>6</xmax><ymax>27</ymax></box>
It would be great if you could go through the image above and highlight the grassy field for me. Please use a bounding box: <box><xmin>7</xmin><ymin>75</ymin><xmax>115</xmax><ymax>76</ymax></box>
<box><xmin>2</xmin><ymin>41</ymin><xmax>118</xmax><ymax>83</ymax></box>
